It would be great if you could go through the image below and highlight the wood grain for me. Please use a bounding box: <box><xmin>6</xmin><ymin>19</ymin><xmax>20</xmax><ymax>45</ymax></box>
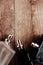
<box><xmin>15</xmin><ymin>0</ymin><xmax>33</xmax><ymax>48</ymax></box>
<box><xmin>0</xmin><ymin>0</ymin><xmax>43</xmax><ymax>65</ymax></box>
<box><xmin>0</xmin><ymin>0</ymin><xmax>14</xmax><ymax>39</ymax></box>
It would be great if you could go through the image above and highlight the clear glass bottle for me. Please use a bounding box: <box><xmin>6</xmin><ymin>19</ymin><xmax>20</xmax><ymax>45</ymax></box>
<box><xmin>0</xmin><ymin>34</ymin><xmax>15</xmax><ymax>65</ymax></box>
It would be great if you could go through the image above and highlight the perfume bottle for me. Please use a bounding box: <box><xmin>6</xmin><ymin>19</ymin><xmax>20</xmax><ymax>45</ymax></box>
<box><xmin>28</xmin><ymin>42</ymin><xmax>39</xmax><ymax>60</ymax></box>
<box><xmin>0</xmin><ymin>34</ymin><xmax>15</xmax><ymax>65</ymax></box>
<box><xmin>28</xmin><ymin>41</ymin><xmax>43</xmax><ymax>64</ymax></box>
<box><xmin>16</xmin><ymin>40</ymin><xmax>33</xmax><ymax>65</ymax></box>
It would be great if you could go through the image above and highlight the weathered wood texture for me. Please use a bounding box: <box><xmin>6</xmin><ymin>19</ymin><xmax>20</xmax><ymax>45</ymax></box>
<box><xmin>15</xmin><ymin>0</ymin><xmax>43</xmax><ymax>49</ymax></box>
<box><xmin>15</xmin><ymin>0</ymin><xmax>43</xmax><ymax>65</ymax></box>
<box><xmin>32</xmin><ymin>0</ymin><xmax>43</xmax><ymax>36</ymax></box>
<box><xmin>0</xmin><ymin>0</ymin><xmax>14</xmax><ymax>39</ymax></box>
<box><xmin>15</xmin><ymin>0</ymin><xmax>33</xmax><ymax>48</ymax></box>
<box><xmin>0</xmin><ymin>0</ymin><xmax>43</xmax><ymax>65</ymax></box>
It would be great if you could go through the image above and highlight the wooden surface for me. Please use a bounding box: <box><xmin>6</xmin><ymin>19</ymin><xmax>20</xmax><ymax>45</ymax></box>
<box><xmin>0</xmin><ymin>0</ymin><xmax>43</xmax><ymax>65</ymax></box>
<box><xmin>15</xmin><ymin>0</ymin><xmax>43</xmax><ymax>49</ymax></box>
<box><xmin>0</xmin><ymin>0</ymin><xmax>14</xmax><ymax>39</ymax></box>
<box><xmin>15</xmin><ymin>0</ymin><xmax>33</xmax><ymax>48</ymax></box>
<box><xmin>15</xmin><ymin>0</ymin><xmax>43</xmax><ymax>65</ymax></box>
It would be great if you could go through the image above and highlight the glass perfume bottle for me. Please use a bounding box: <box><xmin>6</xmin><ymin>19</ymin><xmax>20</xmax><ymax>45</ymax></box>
<box><xmin>28</xmin><ymin>41</ymin><xmax>43</xmax><ymax>64</ymax></box>
<box><xmin>0</xmin><ymin>34</ymin><xmax>15</xmax><ymax>65</ymax></box>
<box><xmin>16</xmin><ymin>40</ymin><xmax>33</xmax><ymax>65</ymax></box>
